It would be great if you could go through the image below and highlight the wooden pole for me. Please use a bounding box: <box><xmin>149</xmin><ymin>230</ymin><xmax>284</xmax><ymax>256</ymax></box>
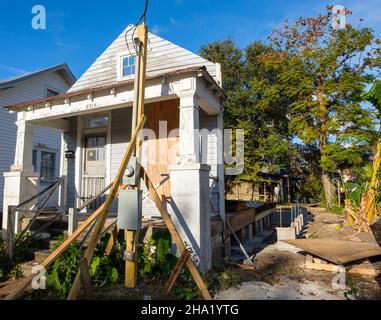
<box><xmin>124</xmin><ymin>23</ymin><xmax>149</xmax><ymax>289</ymax></box>
<box><xmin>79</xmin><ymin>258</ymin><xmax>93</xmax><ymax>300</ymax></box>
<box><xmin>124</xmin><ymin>230</ymin><xmax>140</xmax><ymax>288</ymax></box>
<box><xmin>164</xmin><ymin>250</ymin><xmax>189</xmax><ymax>295</ymax></box>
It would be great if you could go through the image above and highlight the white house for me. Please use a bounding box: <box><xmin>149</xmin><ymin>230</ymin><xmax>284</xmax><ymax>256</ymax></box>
<box><xmin>0</xmin><ymin>64</ymin><xmax>76</xmax><ymax>214</ymax></box>
<box><xmin>2</xmin><ymin>26</ymin><xmax>226</xmax><ymax>272</ymax></box>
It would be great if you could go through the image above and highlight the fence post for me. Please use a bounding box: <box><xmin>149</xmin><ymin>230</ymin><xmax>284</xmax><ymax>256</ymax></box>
<box><xmin>6</xmin><ymin>206</ymin><xmax>16</xmax><ymax>259</ymax></box>
<box><xmin>68</xmin><ymin>208</ymin><xmax>78</xmax><ymax>236</ymax></box>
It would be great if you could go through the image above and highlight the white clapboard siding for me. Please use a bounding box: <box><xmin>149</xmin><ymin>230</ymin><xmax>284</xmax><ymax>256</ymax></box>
<box><xmin>0</xmin><ymin>71</ymin><xmax>72</xmax><ymax>211</ymax></box>
<box><xmin>69</xmin><ymin>26</ymin><xmax>217</xmax><ymax>92</ymax></box>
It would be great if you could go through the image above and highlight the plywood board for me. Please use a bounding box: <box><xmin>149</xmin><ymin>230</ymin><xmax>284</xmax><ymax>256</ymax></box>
<box><xmin>283</xmin><ymin>239</ymin><xmax>381</xmax><ymax>264</ymax></box>
<box><xmin>145</xmin><ymin>99</ymin><xmax>179</xmax><ymax>198</ymax></box>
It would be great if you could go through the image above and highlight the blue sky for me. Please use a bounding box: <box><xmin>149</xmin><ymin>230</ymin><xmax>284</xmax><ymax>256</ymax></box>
<box><xmin>0</xmin><ymin>0</ymin><xmax>380</xmax><ymax>80</ymax></box>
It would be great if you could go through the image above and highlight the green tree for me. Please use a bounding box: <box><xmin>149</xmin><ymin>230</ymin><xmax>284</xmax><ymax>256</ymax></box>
<box><xmin>200</xmin><ymin>39</ymin><xmax>293</xmax><ymax>184</ymax></box>
<box><xmin>263</xmin><ymin>6</ymin><xmax>381</xmax><ymax>207</ymax></box>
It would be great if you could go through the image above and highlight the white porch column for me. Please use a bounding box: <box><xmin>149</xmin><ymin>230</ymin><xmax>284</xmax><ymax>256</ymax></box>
<box><xmin>178</xmin><ymin>93</ymin><xmax>200</xmax><ymax>164</ymax></box>
<box><xmin>2</xmin><ymin>115</ymin><xmax>37</xmax><ymax>239</ymax></box>
<box><xmin>13</xmin><ymin>117</ymin><xmax>34</xmax><ymax>172</ymax></box>
<box><xmin>170</xmin><ymin>163</ymin><xmax>212</xmax><ymax>273</ymax></box>
<box><xmin>168</xmin><ymin>91</ymin><xmax>213</xmax><ymax>272</ymax></box>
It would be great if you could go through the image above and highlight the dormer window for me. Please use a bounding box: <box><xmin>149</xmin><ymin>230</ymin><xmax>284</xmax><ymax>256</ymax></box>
<box><xmin>122</xmin><ymin>56</ymin><xmax>136</xmax><ymax>77</ymax></box>
<box><xmin>117</xmin><ymin>52</ymin><xmax>137</xmax><ymax>81</ymax></box>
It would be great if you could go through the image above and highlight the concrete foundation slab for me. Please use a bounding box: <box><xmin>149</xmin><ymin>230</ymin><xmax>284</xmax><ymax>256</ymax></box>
<box><xmin>276</xmin><ymin>227</ymin><xmax>296</xmax><ymax>241</ymax></box>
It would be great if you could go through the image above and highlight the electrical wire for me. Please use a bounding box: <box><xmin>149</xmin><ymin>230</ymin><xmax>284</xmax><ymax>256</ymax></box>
<box><xmin>124</xmin><ymin>0</ymin><xmax>149</xmax><ymax>56</ymax></box>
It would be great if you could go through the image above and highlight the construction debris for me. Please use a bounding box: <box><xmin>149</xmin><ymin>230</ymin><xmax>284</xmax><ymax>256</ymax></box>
<box><xmin>305</xmin><ymin>255</ymin><xmax>378</xmax><ymax>276</ymax></box>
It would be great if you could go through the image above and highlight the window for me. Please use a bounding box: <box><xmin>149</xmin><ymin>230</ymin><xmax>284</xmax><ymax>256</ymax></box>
<box><xmin>84</xmin><ymin>116</ymin><xmax>109</xmax><ymax>129</ymax></box>
<box><xmin>122</xmin><ymin>56</ymin><xmax>136</xmax><ymax>77</ymax></box>
<box><xmin>85</xmin><ymin>136</ymin><xmax>106</xmax><ymax>148</ymax></box>
<box><xmin>46</xmin><ymin>88</ymin><xmax>60</xmax><ymax>97</ymax></box>
<box><xmin>40</xmin><ymin>151</ymin><xmax>56</xmax><ymax>178</ymax></box>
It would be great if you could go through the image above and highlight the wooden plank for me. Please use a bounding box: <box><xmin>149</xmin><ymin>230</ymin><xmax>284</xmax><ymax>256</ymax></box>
<box><xmin>79</xmin><ymin>258</ymin><xmax>93</xmax><ymax>299</ymax></box>
<box><xmin>66</xmin><ymin>115</ymin><xmax>146</xmax><ymax>300</ymax></box>
<box><xmin>164</xmin><ymin>250</ymin><xmax>190</xmax><ymax>295</ymax></box>
<box><xmin>237</xmin><ymin>264</ymin><xmax>256</xmax><ymax>271</ymax></box>
<box><xmin>104</xmin><ymin>225</ymin><xmax>118</xmax><ymax>256</ymax></box>
<box><xmin>305</xmin><ymin>256</ymin><xmax>378</xmax><ymax>276</ymax></box>
<box><xmin>284</xmin><ymin>239</ymin><xmax>381</xmax><ymax>264</ymax></box>
<box><xmin>142</xmin><ymin>168</ymin><xmax>212</xmax><ymax>300</ymax></box>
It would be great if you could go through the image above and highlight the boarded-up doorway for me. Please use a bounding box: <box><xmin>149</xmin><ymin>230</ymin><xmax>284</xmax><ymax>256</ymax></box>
<box><xmin>144</xmin><ymin>99</ymin><xmax>180</xmax><ymax>199</ymax></box>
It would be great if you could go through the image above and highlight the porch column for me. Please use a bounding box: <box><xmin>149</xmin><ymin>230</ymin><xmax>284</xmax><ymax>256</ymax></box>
<box><xmin>2</xmin><ymin>116</ymin><xmax>38</xmax><ymax>239</ymax></box>
<box><xmin>13</xmin><ymin>118</ymin><xmax>34</xmax><ymax>172</ymax></box>
<box><xmin>169</xmin><ymin>163</ymin><xmax>212</xmax><ymax>273</ymax></box>
<box><xmin>169</xmin><ymin>92</ymin><xmax>212</xmax><ymax>272</ymax></box>
<box><xmin>178</xmin><ymin>93</ymin><xmax>200</xmax><ymax>164</ymax></box>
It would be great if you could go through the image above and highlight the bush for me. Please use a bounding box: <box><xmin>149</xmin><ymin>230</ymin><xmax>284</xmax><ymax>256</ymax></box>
<box><xmin>138</xmin><ymin>230</ymin><xmax>178</xmax><ymax>279</ymax></box>
<box><xmin>0</xmin><ymin>233</ymin><xmax>41</xmax><ymax>282</ymax></box>
<box><xmin>46</xmin><ymin>234</ymin><xmax>123</xmax><ymax>299</ymax></box>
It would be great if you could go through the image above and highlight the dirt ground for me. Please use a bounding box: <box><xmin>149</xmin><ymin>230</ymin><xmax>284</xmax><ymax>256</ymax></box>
<box><xmin>215</xmin><ymin>207</ymin><xmax>381</xmax><ymax>300</ymax></box>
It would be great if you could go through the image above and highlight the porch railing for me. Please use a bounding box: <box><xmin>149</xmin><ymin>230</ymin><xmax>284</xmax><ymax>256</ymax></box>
<box><xmin>81</xmin><ymin>176</ymin><xmax>106</xmax><ymax>210</ymax></box>
<box><xmin>6</xmin><ymin>177</ymin><xmax>66</xmax><ymax>257</ymax></box>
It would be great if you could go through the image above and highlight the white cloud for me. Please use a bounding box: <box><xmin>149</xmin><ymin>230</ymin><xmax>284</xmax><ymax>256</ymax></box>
<box><xmin>0</xmin><ymin>64</ymin><xmax>29</xmax><ymax>76</ymax></box>
<box><xmin>169</xmin><ymin>17</ymin><xmax>177</xmax><ymax>26</ymax></box>
<box><xmin>151</xmin><ymin>25</ymin><xmax>168</xmax><ymax>35</ymax></box>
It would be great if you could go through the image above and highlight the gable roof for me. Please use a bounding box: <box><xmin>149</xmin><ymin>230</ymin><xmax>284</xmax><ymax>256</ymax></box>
<box><xmin>69</xmin><ymin>25</ymin><xmax>218</xmax><ymax>92</ymax></box>
<box><xmin>0</xmin><ymin>63</ymin><xmax>76</xmax><ymax>90</ymax></box>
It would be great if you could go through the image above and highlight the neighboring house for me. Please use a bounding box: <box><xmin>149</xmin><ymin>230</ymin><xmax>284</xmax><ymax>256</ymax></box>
<box><xmin>3</xmin><ymin>26</ymin><xmax>226</xmax><ymax>272</ymax></box>
<box><xmin>0</xmin><ymin>64</ymin><xmax>76</xmax><ymax>213</ymax></box>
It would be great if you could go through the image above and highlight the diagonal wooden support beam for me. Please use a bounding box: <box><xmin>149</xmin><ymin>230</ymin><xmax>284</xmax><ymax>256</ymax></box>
<box><xmin>164</xmin><ymin>250</ymin><xmax>189</xmax><ymax>295</ymax></box>
<box><xmin>79</xmin><ymin>257</ymin><xmax>93</xmax><ymax>300</ymax></box>
<box><xmin>104</xmin><ymin>225</ymin><xmax>118</xmax><ymax>256</ymax></box>
<box><xmin>142</xmin><ymin>168</ymin><xmax>212</xmax><ymax>300</ymax></box>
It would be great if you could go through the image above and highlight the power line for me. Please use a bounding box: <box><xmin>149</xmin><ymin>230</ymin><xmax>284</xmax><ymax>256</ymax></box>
<box><xmin>124</xmin><ymin>0</ymin><xmax>149</xmax><ymax>57</ymax></box>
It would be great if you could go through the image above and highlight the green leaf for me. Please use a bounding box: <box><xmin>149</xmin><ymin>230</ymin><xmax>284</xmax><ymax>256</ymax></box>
<box><xmin>109</xmin><ymin>267</ymin><xmax>119</xmax><ymax>284</ymax></box>
<box><xmin>90</xmin><ymin>256</ymin><xmax>100</xmax><ymax>276</ymax></box>
<box><xmin>157</xmin><ymin>238</ymin><xmax>170</xmax><ymax>259</ymax></box>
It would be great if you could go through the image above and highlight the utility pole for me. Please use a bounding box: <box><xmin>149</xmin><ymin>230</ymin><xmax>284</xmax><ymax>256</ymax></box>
<box><xmin>124</xmin><ymin>23</ymin><xmax>148</xmax><ymax>289</ymax></box>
